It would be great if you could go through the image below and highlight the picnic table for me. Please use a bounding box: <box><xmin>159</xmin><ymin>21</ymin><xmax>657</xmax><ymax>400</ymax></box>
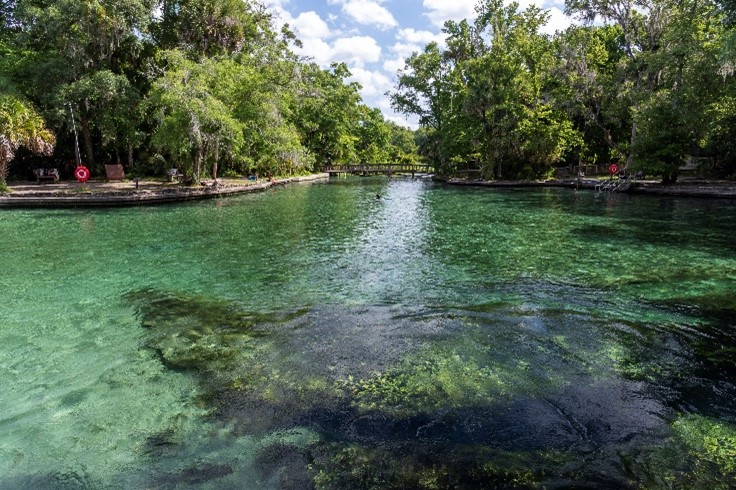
<box><xmin>34</xmin><ymin>168</ymin><xmax>59</xmax><ymax>183</ymax></box>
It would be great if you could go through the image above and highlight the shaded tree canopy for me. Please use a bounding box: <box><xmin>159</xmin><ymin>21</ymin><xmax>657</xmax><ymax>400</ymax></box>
<box><xmin>0</xmin><ymin>0</ymin><xmax>417</xmax><ymax>182</ymax></box>
<box><xmin>389</xmin><ymin>0</ymin><xmax>736</xmax><ymax>182</ymax></box>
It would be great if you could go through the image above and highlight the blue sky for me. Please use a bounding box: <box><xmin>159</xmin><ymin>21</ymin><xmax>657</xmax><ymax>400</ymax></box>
<box><xmin>262</xmin><ymin>0</ymin><xmax>575</xmax><ymax>127</ymax></box>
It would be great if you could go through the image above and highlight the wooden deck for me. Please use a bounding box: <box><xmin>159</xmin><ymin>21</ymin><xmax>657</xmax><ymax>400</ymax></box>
<box><xmin>323</xmin><ymin>163</ymin><xmax>433</xmax><ymax>176</ymax></box>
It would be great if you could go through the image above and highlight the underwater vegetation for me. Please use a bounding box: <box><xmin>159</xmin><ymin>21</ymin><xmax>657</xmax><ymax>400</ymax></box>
<box><xmin>124</xmin><ymin>288</ymin><xmax>736</xmax><ymax>488</ymax></box>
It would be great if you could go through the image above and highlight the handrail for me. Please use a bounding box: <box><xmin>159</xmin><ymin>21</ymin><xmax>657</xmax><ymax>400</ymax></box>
<box><xmin>323</xmin><ymin>163</ymin><xmax>433</xmax><ymax>173</ymax></box>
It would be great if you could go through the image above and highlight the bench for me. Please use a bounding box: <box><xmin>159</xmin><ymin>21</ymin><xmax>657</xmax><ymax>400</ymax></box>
<box><xmin>105</xmin><ymin>164</ymin><xmax>125</xmax><ymax>181</ymax></box>
<box><xmin>167</xmin><ymin>168</ymin><xmax>184</xmax><ymax>182</ymax></box>
<box><xmin>34</xmin><ymin>168</ymin><xmax>59</xmax><ymax>184</ymax></box>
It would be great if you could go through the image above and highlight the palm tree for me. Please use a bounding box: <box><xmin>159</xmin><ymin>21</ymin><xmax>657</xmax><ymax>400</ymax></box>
<box><xmin>0</xmin><ymin>81</ymin><xmax>55</xmax><ymax>189</ymax></box>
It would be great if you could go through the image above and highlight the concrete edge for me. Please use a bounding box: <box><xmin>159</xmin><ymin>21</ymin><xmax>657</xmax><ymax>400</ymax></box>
<box><xmin>446</xmin><ymin>178</ymin><xmax>736</xmax><ymax>198</ymax></box>
<box><xmin>0</xmin><ymin>173</ymin><xmax>331</xmax><ymax>209</ymax></box>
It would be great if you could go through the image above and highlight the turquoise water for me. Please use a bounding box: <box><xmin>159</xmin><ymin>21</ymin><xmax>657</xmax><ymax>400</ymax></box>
<box><xmin>1</xmin><ymin>178</ymin><xmax>735</xmax><ymax>488</ymax></box>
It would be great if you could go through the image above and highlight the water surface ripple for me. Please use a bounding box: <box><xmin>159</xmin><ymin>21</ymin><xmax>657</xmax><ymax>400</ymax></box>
<box><xmin>1</xmin><ymin>178</ymin><xmax>735</xmax><ymax>488</ymax></box>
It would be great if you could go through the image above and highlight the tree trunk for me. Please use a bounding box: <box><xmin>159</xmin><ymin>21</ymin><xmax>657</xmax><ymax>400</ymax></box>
<box><xmin>674</xmin><ymin>60</ymin><xmax>684</xmax><ymax>110</ymax></box>
<box><xmin>662</xmin><ymin>171</ymin><xmax>678</xmax><ymax>185</ymax></box>
<box><xmin>128</xmin><ymin>144</ymin><xmax>134</xmax><ymax>168</ymax></box>
<box><xmin>626</xmin><ymin>70</ymin><xmax>642</xmax><ymax>169</ymax></box>
<box><xmin>194</xmin><ymin>146</ymin><xmax>202</xmax><ymax>182</ymax></box>
<box><xmin>0</xmin><ymin>161</ymin><xmax>8</xmax><ymax>185</ymax></box>
<box><xmin>213</xmin><ymin>139</ymin><xmax>219</xmax><ymax>182</ymax></box>
<box><xmin>79</xmin><ymin>110</ymin><xmax>95</xmax><ymax>169</ymax></box>
<box><xmin>626</xmin><ymin>121</ymin><xmax>637</xmax><ymax>168</ymax></box>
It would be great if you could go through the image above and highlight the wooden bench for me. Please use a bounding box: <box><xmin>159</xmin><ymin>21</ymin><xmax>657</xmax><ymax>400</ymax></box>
<box><xmin>34</xmin><ymin>168</ymin><xmax>59</xmax><ymax>184</ymax></box>
<box><xmin>105</xmin><ymin>164</ymin><xmax>125</xmax><ymax>181</ymax></box>
<box><xmin>167</xmin><ymin>168</ymin><xmax>184</xmax><ymax>182</ymax></box>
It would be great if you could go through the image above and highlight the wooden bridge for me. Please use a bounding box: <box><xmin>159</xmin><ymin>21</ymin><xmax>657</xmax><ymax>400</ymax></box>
<box><xmin>323</xmin><ymin>163</ymin><xmax>434</xmax><ymax>177</ymax></box>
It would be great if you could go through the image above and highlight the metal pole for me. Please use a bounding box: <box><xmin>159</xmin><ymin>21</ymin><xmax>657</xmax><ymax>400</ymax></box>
<box><xmin>68</xmin><ymin>103</ymin><xmax>82</xmax><ymax>166</ymax></box>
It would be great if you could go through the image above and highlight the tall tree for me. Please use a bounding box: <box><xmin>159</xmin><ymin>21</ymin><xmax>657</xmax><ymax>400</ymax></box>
<box><xmin>293</xmin><ymin>63</ymin><xmax>362</xmax><ymax>165</ymax></box>
<box><xmin>0</xmin><ymin>79</ymin><xmax>55</xmax><ymax>188</ymax></box>
<box><xmin>11</xmin><ymin>0</ymin><xmax>155</xmax><ymax>170</ymax></box>
<box><xmin>390</xmin><ymin>0</ymin><xmax>580</xmax><ymax>179</ymax></box>
<box><xmin>631</xmin><ymin>0</ymin><xmax>726</xmax><ymax>182</ymax></box>
<box><xmin>152</xmin><ymin>0</ymin><xmax>272</xmax><ymax>59</ymax></box>
<box><xmin>147</xmin><ymin>51</ymin><xmax>243</xmax><ymax>181</ymax></box>
<box><xmin>552</xmin><ymin>25</ymin><xmax>630</xmax><ymax>168</ymax></box>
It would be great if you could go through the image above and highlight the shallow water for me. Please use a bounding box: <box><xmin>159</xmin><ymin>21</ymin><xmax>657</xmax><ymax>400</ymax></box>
<box><xmin>1</xmin><ymin>178</ymin><xmax>735</xmax><ymax>488</ymax></box>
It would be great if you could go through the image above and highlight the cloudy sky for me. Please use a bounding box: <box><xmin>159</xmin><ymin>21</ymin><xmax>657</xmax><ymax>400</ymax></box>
<box><xmin>262</xmin><ymin>0</ymin><xmax>575</xmax><ymax>127</ymax></box>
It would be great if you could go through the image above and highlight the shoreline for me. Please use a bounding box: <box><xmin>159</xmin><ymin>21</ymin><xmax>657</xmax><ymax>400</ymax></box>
<box><xmin>4</xmin><ymin>173</ymin><xmax>736</xmax><ymax>207</ymax></box>
<box><xmin>0</xmin><ymin>173</ymin><xmax>330</xmax><ymax>209</ymax></box>
<box><xmin>446</xmin><ymin>177</ymin><xmax>736</xmax><ymax>198</ymax></box>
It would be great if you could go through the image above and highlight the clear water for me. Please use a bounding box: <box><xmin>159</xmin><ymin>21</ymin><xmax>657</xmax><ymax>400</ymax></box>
<box><xmin>1</xmin><ymin>178</ymin><xmax>735</xmax><ymax>488</ymax></box>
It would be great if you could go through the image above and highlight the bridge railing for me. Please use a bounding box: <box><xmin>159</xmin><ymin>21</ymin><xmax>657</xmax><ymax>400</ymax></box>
<box><xmin>322</xmin><ymin>163</ymin><xmax>434</xmax><ymax>174</ymax></box>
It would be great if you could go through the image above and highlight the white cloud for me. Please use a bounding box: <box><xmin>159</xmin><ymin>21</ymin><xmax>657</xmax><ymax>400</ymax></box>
<box><xmin>385</xmin><ymin>113</ymin><xmax>419</xmax><ymax>129</ymax></box>
<box><xmin>387</xmin><ymin>29</ymin><xmax>447</xmax><ymax>69</ymax></box>
<box><xmin>327</xmin><ymin>0</ymin><xmax>398</xmax><ymax>29</ymax></box>
<box><xmin>342</xmin><ymin>0</ymin><xmax>398</xmax><ymax>29</ymax></box>
<box><xmin>269</xmin><ymin>9</ymin><xmax>335</xmax><ymax>65</ymax></box>
<box><xmin>397</xmin><ymin>28</ymin><xmax>446</xmax><ymax>46</ymax></box>
<box><xmin>348</xmin><ymin>67</ymin><xmax>392</xmax><ymax>97</ymax></box>
<box><xmin>331</xmin><ymin>36</ymin><xmax>382</xmax><ymax>67</ymax></box>
<box><xmin>423</xmin><ymin>0</ymin><xmax>477</xmax><ymax>27</ymax></box>
<box><xmin>383</xmin><ymin>56</ymin><xmax>406</xmax><ymax>74</ymax></box>
<box><xmin>391</xmin><ymin>42</ymin><xmax>422</xmax><ymax>59</ymax></box>
<box><xmin>422</xmin><ymin>0</ymin><xmax>574</xmax><ymax>33</ymax></box>
<box><xmin>299</xmin><ymin>38</ymin><xmax>334</xmax><ymax>66</ymax></box>
<box><xmin>291</xmin><ymin>11</ymin><xmax>331</xmax><ymax>39</ymax></box>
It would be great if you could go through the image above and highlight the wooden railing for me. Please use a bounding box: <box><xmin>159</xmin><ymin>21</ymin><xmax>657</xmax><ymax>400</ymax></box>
<box><xmin>323</xmin><ymin>163</ymin><xmax>434</xmax><ymax>175</ymax></box>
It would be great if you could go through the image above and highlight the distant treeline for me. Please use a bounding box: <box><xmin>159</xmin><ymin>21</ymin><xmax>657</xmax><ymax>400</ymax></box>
<box><xmin>389</xmin><ymin>0</ymin><xmax>736</xmax><ymax>183</ymax></box>
<box><xmin>3</xmin><ymin>1</ymin><xmax>736</xmax><ymax>187</ymax></box>
<box><xmin>0</xmin><ymin>0</ymin><xmax>418</xmax><ymax>186</ymax></box>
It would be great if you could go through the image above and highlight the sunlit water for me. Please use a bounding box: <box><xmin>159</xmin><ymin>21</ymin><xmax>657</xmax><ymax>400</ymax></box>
<box><xmin>1</xmin><ymin>178</ymin><xmax>735</xmax><ymax>488</ymax></box>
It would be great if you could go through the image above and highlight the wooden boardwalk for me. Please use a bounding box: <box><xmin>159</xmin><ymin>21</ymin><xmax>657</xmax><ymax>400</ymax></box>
<box><xmin>323</xmin><ymin>163</ymin><xmax>433</xmax><ymax>176</ymax></box>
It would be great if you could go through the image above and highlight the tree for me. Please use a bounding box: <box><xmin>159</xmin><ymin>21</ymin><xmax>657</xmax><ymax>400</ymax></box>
<box><xmin>151</xmin><ymin>0</ymin><xmax>273</xmax><ymax>59</ymax></box>
<box><xmin>386</xmin><ymin>122</ymin><xmax>419</xmax><ymax>164</ymax></box>
<box><xmin>11</xmin><ymin>0</ymin><xmax>154</xmax><ymax>169</ymax></box>
<box><xmin>147</xmin><ymin>51</ymin><xmax>243</xmax><ymax>181</ymax></box>
<box><xmin>389</xmin><ymin>0</ymin><xmax>580</xmax><ymax>179</ymax></box>
<box><xmin>552</xmin><ymin>25</ymin><xmax>630</xmax><ymax>168</ymax></box>
<box><xmin>0</xmin><ymin>79</ymin><xmax>55</xmax><ymax>188</ymax></box>
<box><xmin>630</xmin><ymin>0</ymin><xmax>726</xmax><ymax>182</ymax></box>
<box><xmin>355</xmin><ymin>106</ymin><xmax>392</xmax><ymax>163</ymax></box>
<box><xmin>293</xmin><ymin>63</ymin><xmax>362</xmax><ymax>165</ymax></box>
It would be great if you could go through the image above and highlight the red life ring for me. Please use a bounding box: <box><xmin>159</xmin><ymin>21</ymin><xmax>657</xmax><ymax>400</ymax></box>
<box><xmin>609</xmin><ymin>163</ymin><xmax>619</xmax><ymax>175</ymax></box>
<box><xmin>74</xmin><ymin>165</ymin><xmax>90</xmax><ymax>183</ymax></box>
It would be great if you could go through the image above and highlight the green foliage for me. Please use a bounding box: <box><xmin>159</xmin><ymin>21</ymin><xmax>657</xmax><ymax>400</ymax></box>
<box><xmin>60</xmin><ymin>69</ymin><xmax>141</xmax><ymax>166</ymax></box>
<box><xmin>293</xmin><ymin>62</ymin><xmax>362</xmax><ymax>165</ymax></box>
<box><xmin>705</xmin><ymin>94</ymin><xmax>736</xmax><ymax>175</ymax></box>
<box><xmin>389</xmin><ymin>0</ymin><xmax>736</xmax><ymax>181</ymax></box>
<box><xmin>552</xmin><ymin>24</ymin><xmax>630</xmax><ymax>167</ymax></box>
<box><xmin>390</xmin><ymin>0</ymin><xmax>581</xmax><ymax>179</ymax></box>
<box><xmin>151</xmin><ymin>0</ymin><xmax>272</xmax><ymax>59</ymax></box>
<box><xmin>0</xmin><ymin>0</ymin><xmax>416</xmax><ymax>180</ymax></box>
<box><xmin>0</xmin><ymin>77</ymin><xmax>55</xmax><ymax>183</ymax></box>
<box><xmin>147</xmin><ymin>51</ymin><xmax>245</xmax><ymax>180</ymax></box>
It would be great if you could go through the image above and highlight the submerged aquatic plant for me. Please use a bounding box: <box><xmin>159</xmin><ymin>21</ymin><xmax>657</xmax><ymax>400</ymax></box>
<box><xmin>672</xmin><ymin>415</ymin><xmax>736</xmax><ymax>486</ymax></box>
<box><xmin>309</xmin><ymin>443</ymin><xmax>568</xmax><ymax>489</ymax></box>
<box><xmin>123</xmin><ymin>288</ymin><xmax>736</xmax><ymax>488</ymax></box>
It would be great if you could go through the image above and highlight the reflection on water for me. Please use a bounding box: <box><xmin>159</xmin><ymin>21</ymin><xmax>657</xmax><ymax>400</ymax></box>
<box><xmin>1</xmin><ymin>178</ymin><xmax>735</xmax><ymax>488</ymax></box>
